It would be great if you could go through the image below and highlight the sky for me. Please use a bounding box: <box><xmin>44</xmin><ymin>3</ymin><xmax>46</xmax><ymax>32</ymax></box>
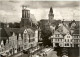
<box><xmin>0</xmin><ymin>0</ymin><xmax>80</xmax><ymax>23</ymax></box>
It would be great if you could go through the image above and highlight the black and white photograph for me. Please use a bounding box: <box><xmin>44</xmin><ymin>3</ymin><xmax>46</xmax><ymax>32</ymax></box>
<box><xmin>0</xmin><ymin>0</ymin><xmax>80</xmax><ymax>57</ymax></box>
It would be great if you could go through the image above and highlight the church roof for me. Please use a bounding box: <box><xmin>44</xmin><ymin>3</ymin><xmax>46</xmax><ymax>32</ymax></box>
<box><xmin>0</xmin><ymin>28</ymin><xmax>11</xmax><ymax>37</ymax></box>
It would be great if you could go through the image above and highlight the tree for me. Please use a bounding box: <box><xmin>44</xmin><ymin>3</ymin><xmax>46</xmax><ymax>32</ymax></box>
<box><xmin>41</xmin><ymin>28</ymin><xmax>52</xmax><ymax>46</ymax></box>
<box><xmin>9</xmin><ymin>23</ymin><xmax>14</xmax><ymax>28</ymax></box>
<box><xmin>13</xmin><ymin>22</ymin><xmax>20</xmax><ymax>28</ymax></box>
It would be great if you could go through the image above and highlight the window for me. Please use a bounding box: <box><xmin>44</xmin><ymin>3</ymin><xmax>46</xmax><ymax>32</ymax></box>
<box><xmin>55</xmin><ymin>39</ymin><xmax>57</xmax><ymax>41</ymax></box>
<box><xmin>58</xmin><ymin>34</ymin><xmax>59</xmax><ymax>37</ymax></box>
<box><xmin>24</xmin><ymin>34</ymin><xmax>27</xmax><ymax>42</ymax></box>
<box><xmin>55</xmin><ymin>34</ymin><xmax>59</xmax><ymax>37</ymax></box>
<box><xmin>77</xmin><ymin>36</ymin><xmax>78</xmax><ymax>38</ymax></box>
<box><xmin>68</xmin><ymin>39</ymin><xmax>69</xmax><ymax>42</ymax></box>
<box><xmin>67</xmin><ymin>36</ymin><xmax>70</xmax><ymax>38</ymax></box>
<box><xmin>65</xmin><ymin>39</ymin><xmax>66</xmax><ymax>42</ymax></box>
<box><xmin>24</xmin><ymin>45</ymin><xmax>26</xmax><ymax>48</ymax></box>
<box><xmin>67</xmin><ymin>43</ymin><xmax>69</xmax><ymax>46</ymax></box>
<box><xmin>55</xmin><ymin>35</ymin><xmax>57</xmax><ymax>37</ymax></box>
<box><xmin>65</xmin><ymin>44</ymin><xmax>66</xmax><ymax>46</ymax></box>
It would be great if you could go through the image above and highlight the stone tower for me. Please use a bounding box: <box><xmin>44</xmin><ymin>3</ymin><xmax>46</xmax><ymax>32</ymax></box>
<box><xmin>48</xmin><ymin>7</ymin><xmax>54</xmax><ymax>24</ymax></box>
<box><xmin>20</xmin><ymin>6</ymin><xmax>31</xmax><ymax>27</ymax></box>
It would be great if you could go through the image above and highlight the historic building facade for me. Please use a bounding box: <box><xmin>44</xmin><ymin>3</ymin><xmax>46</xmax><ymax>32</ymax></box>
<box><xmin>50</xmin><ymin>21</ymin><xmax>80</xmax><ymax>48</ymax></box>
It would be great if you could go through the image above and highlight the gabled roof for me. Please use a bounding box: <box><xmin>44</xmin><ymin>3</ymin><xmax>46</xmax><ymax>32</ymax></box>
<box><xmin>19</xmin><ymin>26</ymin><xmax>34</xmax><ymax>34</ymax></box>
<box><xmin>9</xmin><ymin>28</ymin><xmax>20</xmax><ymax>35</ymax></box>
<box><xmin>56</xmin><ymin>23</ymin><xmax>70</xmax><ymax>34</ymax></box>
<box><xmin>0</xmin><ymin>28</ymin><xmax>11</xmax><ymax>37</ymax></box>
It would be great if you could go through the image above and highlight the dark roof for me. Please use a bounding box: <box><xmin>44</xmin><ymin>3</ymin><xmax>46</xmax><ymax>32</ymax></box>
<box><xmin>0</xmin><ymin>28</ymin><xmax>11</xmax><ymax>44</ymax></box>
<box><xmin>72</xmin><ymin>29</ymin><xmax>79</xmax><ymax>35</ymax></box>
<box><xmin>19</xmin><ymin>26</ymin><xmax>34</xmax><ymax>34</ymax></box>
<box><xmin>50</xmin><ymin>7</ymin><xmax>53</xmax><ymax>13</ymax></box>
<box><xmin>64</xmin><ymin>21</ymin><xmax>80</xmax><ymax>26</ymax></box>
<box><xmin>0</xmin><ymin>28</ymin><xmax>11</xmax><ymax>37</ymax></box>
<box><xmin>9</xmin><ymin>28</ymin><xmax>20</xmax><ymax>34</ymax></box>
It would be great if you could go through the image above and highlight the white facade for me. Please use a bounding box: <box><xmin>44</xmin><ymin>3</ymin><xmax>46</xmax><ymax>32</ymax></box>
<box><xmin>35</xmin><ymin>30</ymin><xmax>38</xmax><ymax>42</ymax></box>
<box><xmin>9</xmin><ymin>32</ymin><xmax>17</xmax><ymax>54</ymax></box>
<box><xmin>51</xmin><ymin>31</ymin><xmax>73</xmax><ymax>47</ymax></box>
<box><xmin>52</xmin><ymin>31</ymin><xmax>64</xmax><ymax>47</ymax></box>
<box><xmin>64</xmin><ymin>33</ymin><xmax>73</xmax><ymax>47</ymax></box>
<box><xmin>0</xmin><ymin>40</ymin><xmax>4</xmax><ymax>54</ymax></box>
<box><xmin>23</xmin><ymin>29</ymin><xmax>29</xmax><ymax>50</ymax></box>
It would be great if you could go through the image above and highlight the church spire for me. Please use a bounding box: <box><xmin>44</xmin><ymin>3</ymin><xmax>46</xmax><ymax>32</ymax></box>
<box><xmin>49</xmin><ymin>7</ymin><xmax>53</xmax><ymax>13</ymax></box>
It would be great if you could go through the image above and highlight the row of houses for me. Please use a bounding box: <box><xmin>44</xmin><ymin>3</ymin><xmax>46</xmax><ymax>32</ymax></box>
<box><xmin>0</xmin><ymin>26</ymin><xmax>39</xmax><ymax>56</ymax></box>
<box><xmin>50</xmin><ymin>20</ymin><xmax>80</xmax><ymax>47</ymax></box>
<box><xmin>0</xmin><ymin>6</ymin><xmax>41</xmax><ymax>57</ymax></box>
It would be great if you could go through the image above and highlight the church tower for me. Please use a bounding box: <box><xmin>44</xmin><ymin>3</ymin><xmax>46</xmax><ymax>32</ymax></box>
<box><xmin>20</xmin><ymin>6</ymin><xmax>31</xmax><ymax>27</ymax></box>
<box><xmin>48</xmin><ymin>7</ymin><xmax>54</xmax><ymax>23</ymax></box>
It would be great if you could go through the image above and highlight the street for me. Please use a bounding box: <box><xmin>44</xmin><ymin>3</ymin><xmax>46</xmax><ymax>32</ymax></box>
<box><xmin>10</xmin><ymin>48</ymin><xmax>58</xmax><ymax>57</ymax></box>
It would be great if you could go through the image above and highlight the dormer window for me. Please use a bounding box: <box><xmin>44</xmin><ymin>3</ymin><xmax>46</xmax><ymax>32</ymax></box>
<box><xmin>55</xmin><ymin>34</ymin><xmax>59</xmax><ymax>37</ymax></box>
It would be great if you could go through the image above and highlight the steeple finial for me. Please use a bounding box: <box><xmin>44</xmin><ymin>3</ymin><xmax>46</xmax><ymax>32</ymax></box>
<box><xmin>49</xmin><ymin>7</ymin><xmax>53</xmax><ymax>13</ymax></box>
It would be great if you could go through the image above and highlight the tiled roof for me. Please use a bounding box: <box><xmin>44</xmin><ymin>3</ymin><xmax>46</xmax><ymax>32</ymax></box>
<box><xmin>0</xmin><ymin>28</ymin><xmax>11</xmax><ymax>37</ymax></box>
<box><xmin>19</xmin><ymin>27</ymin><xmax>34</xmax><ymax>34</ymax></box>
<box><xmin>10</xmin><ymin>28</ymin><xmax>20</xmax><ymax>34</ymax></box>
<box><xmin>0</xmin><ymin>28</ymin><xmax>11</xmax><ymax>44</ymax></box>
<box><xmin>72</xmin><ymin>29</ymin><xmax>79</xmax><ymax>35</ymax></box>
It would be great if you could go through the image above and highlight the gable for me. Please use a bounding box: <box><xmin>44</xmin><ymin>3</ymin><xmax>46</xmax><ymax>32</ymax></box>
<box><xmin>24</xmin><ymin>29</ymin><xmax>28</xmax><ymax>33</ymax></box>
<box><xmin>53</xmin><ymin>30</ymin><xmax>63</xmax><ymax>38</ymax></box>
<box><xmin>57</xmin><ymin>24</ymin><xmax>69</xmax><ymax>34</ymax></box>
<box><xmin>64</xmin><ymin>33</ymin><xmax>72</xmax><ymax>39</ymax></box>
<box><xmin>63</xmin><ymin>25</ymin><xmax>69</xmax><ymax>34</ymax></box>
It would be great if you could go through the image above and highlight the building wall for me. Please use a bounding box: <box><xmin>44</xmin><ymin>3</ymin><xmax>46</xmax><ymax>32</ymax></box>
<box><xmin>18</xmin><ymin>33</ymin><xmax>23</xmax><ymax>51</ymax></box>
<box><xmin>52</xmin><ymin>31</ymin><xmax>64</xmax><ymax>47</ymax></box>
<box><xmin>72</xmin><ymin>34</ymin><xmax>80</xmax><ymax>47</ymax></box>
<box><xmin>23</xmin><ymin>29</ymin><xmax>29</xmax><ymax>50</ymax></box>
<box><xmin>9</xmin><ymin>32</ymin><xmax>17</xmax><ymax>54</ymax></box>
<box><xmin>0</xmin><ymin>40</ymin><xmax>4</xmax><ymax>54</ymax></box>
<box><xmin>64</xmin><ymin>33</ymin><xmax>73</xmax><ymax>47</ymax></box>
